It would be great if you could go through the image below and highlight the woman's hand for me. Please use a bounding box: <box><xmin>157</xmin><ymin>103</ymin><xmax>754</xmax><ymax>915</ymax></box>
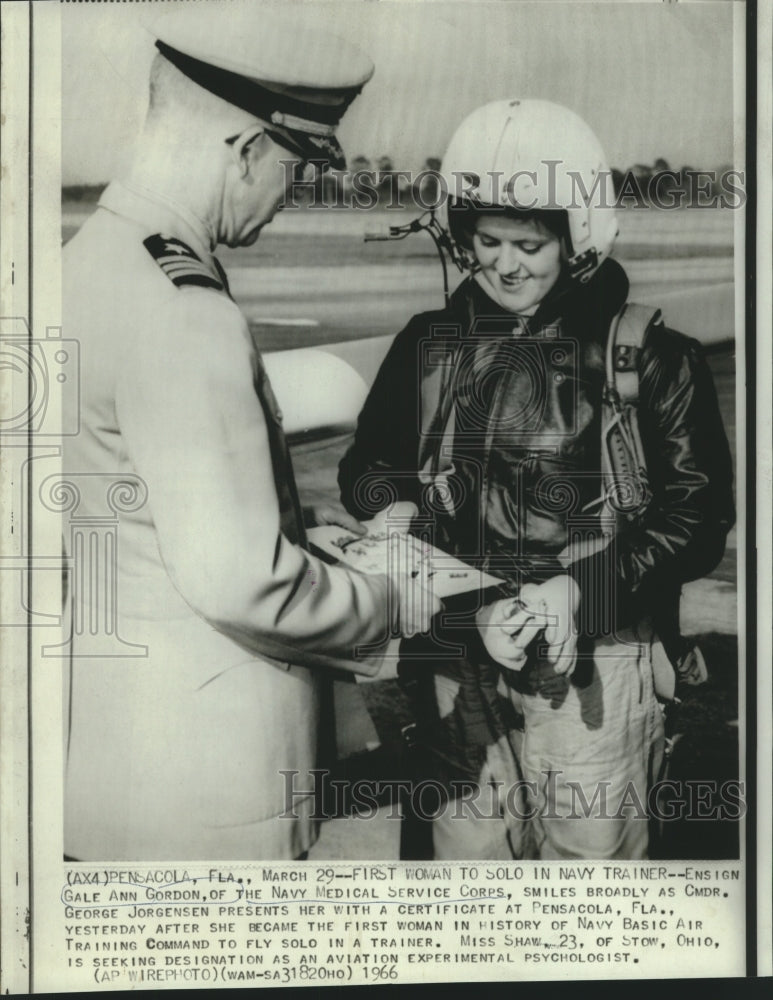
<box><xmin>305</xmin><ymin>502</ymin><xmax>368</xmax><ymax>536</ymax></box>
<box><xmin>508</xmin><ymin>576</ymin><xmax>581</xmax><ymax>674</ymax></box>
<box><xmin>369</xmin><ymin>500</ymin><xmax>419</xmax><ymax>533</ymax></box>
<box><xmin>476</xmin><ymin>597</ymin><xmax>536</xmax><ymax>671</ymax></box>
<box><xmin>477</xmin><ymin>575</ymin><xmax>581</xmax><ymax>674</ymax></box>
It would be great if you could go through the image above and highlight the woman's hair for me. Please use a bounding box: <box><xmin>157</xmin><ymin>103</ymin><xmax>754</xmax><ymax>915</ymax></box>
<box><xmin>447</xmin><ymin>200</ymin><xmax>570</xmax><ymax>254</ymax></box>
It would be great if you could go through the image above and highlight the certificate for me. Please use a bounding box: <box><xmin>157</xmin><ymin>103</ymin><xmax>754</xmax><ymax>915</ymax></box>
<box><xmin>308</xmin><ymin>521</ymin><xmax>503</xmax><ymax>598</ymax></box>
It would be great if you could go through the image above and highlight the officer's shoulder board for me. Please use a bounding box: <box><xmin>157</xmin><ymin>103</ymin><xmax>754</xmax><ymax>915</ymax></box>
<box><xmin>143</xmin><ymin>234</ymin><xmax>225</xmax><ymax>292</ymax></box>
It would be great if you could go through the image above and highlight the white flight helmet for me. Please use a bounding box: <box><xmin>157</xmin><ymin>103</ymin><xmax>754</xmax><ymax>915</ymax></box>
<box><xmin>441</xmin><ymin>99</ymin><xmax>619</xmax><ymax>282</ymax></box>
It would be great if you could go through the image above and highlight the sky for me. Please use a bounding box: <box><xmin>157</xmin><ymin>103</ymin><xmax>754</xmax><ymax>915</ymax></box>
<box><xmin>61</xmin><ymin>0</ymin><xmax>741</xmax><ymax>186</ymax></box>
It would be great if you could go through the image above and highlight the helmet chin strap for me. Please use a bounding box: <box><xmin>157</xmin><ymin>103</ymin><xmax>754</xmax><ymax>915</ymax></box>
<box><xmin>560</xmin><ymin>231</ymin><xmax>599</xmax><ymax>285</ymax></box>
<box><xmin>363</xmin><ymin>206</ymin><xmax>595</xmax><ymax>308</ymax></box>
<box><xmin>568</xmin><ymin>246</ymin><xmax>600</xmax><ymax>283</ymax></box>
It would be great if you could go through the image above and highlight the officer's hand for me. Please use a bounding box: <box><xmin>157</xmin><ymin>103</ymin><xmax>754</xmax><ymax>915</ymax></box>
<box><xmin>307</xmin><ymin>502</ymin><xmax>367</xmax><ymax>536</ymax></box>
<box><xmin>393</xmin><ymin>571</ymin><xmax>442</xmax><ymax>638</ymax></box>
<box><xmin>386</xmin><ymin>531</ymin><xmax>441</xmax><ymax>638</ymax></box>
<box><xmin>507</xmin><ymin>576</ymin><xmax>581</xmax><ymax>675</ymax></box>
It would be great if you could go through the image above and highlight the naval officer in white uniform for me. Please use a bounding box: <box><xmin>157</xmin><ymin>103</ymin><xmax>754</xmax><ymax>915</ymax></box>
<box><xmin>62</xmin><ymin>6</ymin><xmax>438</xmax><ymax>861</ymax></box>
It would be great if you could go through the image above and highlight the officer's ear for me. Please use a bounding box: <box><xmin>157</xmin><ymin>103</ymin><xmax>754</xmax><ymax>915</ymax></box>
<box><xmin>227</xmin><ymin>124</ymin><xmax>267</xmax><ymax>179</ymax></box>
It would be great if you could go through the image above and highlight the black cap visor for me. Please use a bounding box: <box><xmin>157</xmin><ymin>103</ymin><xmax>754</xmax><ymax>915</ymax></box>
<box><xmin>264</xmin><ymin>125</ymin><xmax>346</xmax><ymax>174</ymax></box>
<box><xmin>157</xmin><ymin>41</ymin><xmax>350</xmax><ymax>171</ymax></box>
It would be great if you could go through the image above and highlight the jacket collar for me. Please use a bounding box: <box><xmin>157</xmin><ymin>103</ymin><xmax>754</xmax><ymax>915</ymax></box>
<box><xmin>451</xmin><ymin>258</ymin><xmax>630</xmax><ymax>335</ymax></box>
<box><xmin>98</xmin><ymin>181</ymin><xmax>215</xmax><ymax>261</ymax></box>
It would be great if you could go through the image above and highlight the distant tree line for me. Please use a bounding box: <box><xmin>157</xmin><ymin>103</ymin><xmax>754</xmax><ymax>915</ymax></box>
<box><xmin>63</xmin><ymin>156</ymin><xmax>741</xmax><ymax>210</ymax></box>
<box><xmin>295</xmin><ymin>154</ymin><xmax>742</xmax><ymax>210</ymax></box>
<box><xmin>610</xmin><ymin>159</ymin><xmax>741</xmax><ymax>208</ymax></box>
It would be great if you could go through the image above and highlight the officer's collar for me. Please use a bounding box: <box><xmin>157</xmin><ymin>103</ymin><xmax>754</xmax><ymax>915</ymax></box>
<box><xmin>98</xmin><ymin>181</ymin><xmax>215</xmax><ymax>261</ymax></box>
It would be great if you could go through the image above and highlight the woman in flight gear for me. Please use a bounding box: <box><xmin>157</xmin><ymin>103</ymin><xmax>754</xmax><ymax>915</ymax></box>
<box><xmin>339</xmin><ymin>100</ymin><xmax>734</xmax><ymax>860</ymax></box>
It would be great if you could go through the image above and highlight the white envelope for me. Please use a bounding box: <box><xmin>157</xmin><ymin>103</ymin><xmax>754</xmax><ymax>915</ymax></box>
<box><xmin>307</xmin><ymin>521</ymin><xmax>503</xmax><ymax>598</ymax></box>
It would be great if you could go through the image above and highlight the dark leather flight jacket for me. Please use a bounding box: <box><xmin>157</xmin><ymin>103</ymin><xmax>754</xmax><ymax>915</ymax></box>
<box><xmin>339</xmin><ymin>260</ymin><xmax>735</xmax><ymax>657</ymax></box>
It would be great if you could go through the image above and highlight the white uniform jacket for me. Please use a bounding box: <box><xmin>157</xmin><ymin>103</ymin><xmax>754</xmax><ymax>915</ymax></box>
<box><xmin>62</xmin><ymin>181</ymin><xmax>390</xmax><ymax>861</ymax></box>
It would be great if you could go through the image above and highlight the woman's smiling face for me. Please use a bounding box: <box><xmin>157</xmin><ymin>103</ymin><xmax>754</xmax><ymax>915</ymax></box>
<box><xmin>472</xmin><ymin>213</ymin><xmax>563</xmax><ymax>314</ymax></box>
